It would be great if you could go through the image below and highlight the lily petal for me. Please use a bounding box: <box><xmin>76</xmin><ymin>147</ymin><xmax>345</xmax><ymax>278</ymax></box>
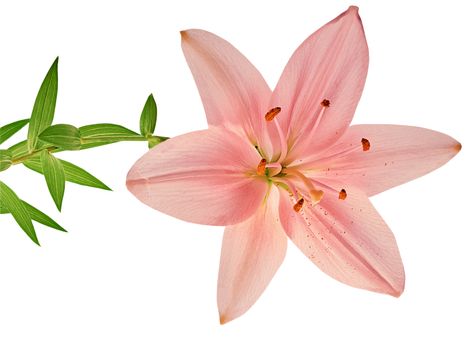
<box><xmin>279</xmin><ymin>188</ymin><xmax>404</xmax><ymax>296</ymax></box>
<box><xmin>218</xmin><ymin>187</ymin><xmax>287</xmax><ymax>324</ymax></box>
<box><xmin>181</xmin><ymin>29</ymin><xmax>275</xmax><ymax>155</ymax></box>
<box><xmin>127</xmin><ymin>128</ymin><xmax>268</xmax><ymax>226</ymax></box>
<box><xmin>270</xmin><ymin>6</ymin><xmax>369</xmax><ymax>161</ymax></box>
<box><xmin>307</xmin><ymin>124</ymin><xmax>461</xmax><ymax>196</ymax></box>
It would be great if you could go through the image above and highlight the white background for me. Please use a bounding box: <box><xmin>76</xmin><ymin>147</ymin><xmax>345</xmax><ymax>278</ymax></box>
<box><xmin>1</xmin><ymin>0</ymin><xmax>466</xmax><ymax>349</ymax></box>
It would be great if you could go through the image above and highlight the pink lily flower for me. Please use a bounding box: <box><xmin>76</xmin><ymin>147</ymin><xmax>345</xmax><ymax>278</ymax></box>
<box><xmin>127</xmin><ymin>6</ymin><xmax>461</xmax><ymax>324</ymax></box>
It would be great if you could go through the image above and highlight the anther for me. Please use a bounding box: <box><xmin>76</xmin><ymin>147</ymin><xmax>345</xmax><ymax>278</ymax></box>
<box><xmin>361</xmin><ymin>138</ymin><xmax>370</xmax><ymax>151</ymax></box>
<box><xmin>265</xmin><ymin>107</ymin><xmax>282</xmax><ymax>121</ymax></box>
<box><xmin>293</xmin><ymin>198</ymin><xmax>304</xmax><ymax>212</ymax></box>
<box><xmin>339</xmin><ymin>189</ymin><xmax>347</xmax><ymax>200</ymax></box>
<box><xmin>320</xmin><ymin>99</ymin><xmax>330</xmax><ymax>107</ymax></box>
<box><xmin>256</xmin><ymin>158</ymin><xmax>267</xmax><ymax>175</ymax></box>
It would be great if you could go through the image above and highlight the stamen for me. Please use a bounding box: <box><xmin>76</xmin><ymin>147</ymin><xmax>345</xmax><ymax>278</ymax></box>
<box><xmin>265</xmin><ymin>106</ymin><xmax>288</xmax><ymax>163</ymax></box>
<box><xmin>286</xmin><ymin>99</ymin><xmax>331</xmax><ymax>160</ymax></box>
<box><xmin>295</xmin><ymin>136</ymin><xmax>373</xmax><ymax>169</ymax></box>
<box><xmin>256</xmin><ymin>158</ymin><xmax>267</xmax><ymax>175</ymax></box>
<box><xmin>293</xmin><ymin>198</ymin><xmax>304</xmax><ymax>212</ymax></box>
<box><xmin>361</xmin><ymin>138</ymin><xmax>370</xmax><ymax>151</ymax></box>
<box><xmin>308</xmin><ymin>99</ymin><xmax>331</xmax><ymax>137</ymax></box>
<box><xmin>265</xmin><ymin>107</ymin><xmax>281</xmax><ymax>121</ymax></box>
<box><xmin>339</xmin><ymin>189</ymin><xmax>347</xmax><ymax>200</ymax></box>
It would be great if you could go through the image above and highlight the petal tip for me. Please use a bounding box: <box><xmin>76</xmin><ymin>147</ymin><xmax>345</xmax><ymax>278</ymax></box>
<box><xmin>388</xmin><ymin>278</ymin><xmax>405</xmax><ymax>298</ymax></box>
<box><xmin>180</xmin><ymin>30</ymin><xmax>188</xmax><ymax>39</ymax></box>
<box><xmin>455</xmin><ymin>142</ymin><xmax>462</xmax><ymax>153</ymax></box>
<box><xmin>348</xmin><ymin>5</ymin><xmax>359</xmax><ymax>13</ymax></box>
<box><xmin>389</xmin><ymin>288</ymin><xmax>404</xmax><ymax>298</ymax></box>
<box><xmin>219</xmin><ymin>313</ymin><xmax>230</xmax><ymax>325</ymax></box>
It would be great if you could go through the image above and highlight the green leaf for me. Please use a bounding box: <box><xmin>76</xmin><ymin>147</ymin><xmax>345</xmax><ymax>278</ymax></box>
<box><xmin>27</xmin><ymin>57</ymin><xmax>59</xmax><ymax>152</ymax></box>
<box><xmin>0</xmin><ymin>181</ymin><xmax>39</xmax><ymax>245</ymax></box>
<box><xmin>140</xmin><ymin>94</ymin><xmax>157</xmax><ymax>137</ymax></box>
<box><xmin>39</xmin><ymin>124</ymin><xmax>81</xmax><ymax>150</ymax></box>
<box><xmin>0</xmin><ymin>149</ymin><xmax>12</xmax><ymax>171</ymax></box>
<box><xmin>79</xmin><ymin>124</ymin><xmax>142</xmax><ymax>143</ymax></box>
<box><xmin>59</xmin><ymin>159</ymin><xmax>111</xmax><ymax>190</ymax></box>
<box><xmin>22</xmin><ymin>201</ymin><xmax>66</xmax><ymax>232</ymax></box>
<box><xmin>0</xmin><ymin>119</ymin><xmax>29</xmax><ymax>145</ymax></box>
<box><xmin>24</xmin><ymin>156</ymin><xmax>111</xmax><ymax>190</ymax></box>
<box><xmin>0</xmin><ymin>199</ymin><xmax>66</xmax><ymax>232</ymax></box>
<box><xmin>40</xmin><ymin>150</ymin><xmax>65</xmax><ymax>211</ymax></box>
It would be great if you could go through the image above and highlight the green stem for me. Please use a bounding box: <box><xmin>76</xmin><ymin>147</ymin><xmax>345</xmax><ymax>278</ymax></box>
<box><xmin>11</xmin><ymin>146</ymin><xmax>58</xmax><ymax>165</ymax></box>
<box><xmin>80</xmin><ymin>136</ymin><xmax>147</xmax><ymax>143</ymax></box>
<box><xmin>9</xmin><ymin>134</ymin><xmax>169</xmax><ymax>166</ymax></box>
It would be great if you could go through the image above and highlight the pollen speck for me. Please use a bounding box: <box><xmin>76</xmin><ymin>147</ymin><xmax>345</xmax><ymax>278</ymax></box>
<box><xmin>256</xmin><ymin>158</ymin><xmax>267</xmax><ymax>175</ymax></box>
<box><xmin>320</xmin><ymin>99</ymin><xmax>330</xmax><ymax>107</ymax></box>
<box><xmin>339</xmin><ymin>189</ymin><xmax>347</xmax><ymax>200</ymax></box>
<box><xmin>293</xmin><ymin>198</ymin><xmax>304</xmax><ymax>212</ymax></box>
<box><xmin>265</xmin><ymin>107</ymin><xmax>281</xmax><ymax>121</ymax></box>
<box><xmin>361</xmin><ymin>138</ymin><xmax>370</xmax><ymax>151</ymax></box>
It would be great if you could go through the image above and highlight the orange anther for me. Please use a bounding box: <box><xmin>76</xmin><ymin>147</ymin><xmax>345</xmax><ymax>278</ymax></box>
<box><xmin>339</xmin><ymin>189</ymin><xmax>347</xmax><ymax>200</ymax></box>
<box><xmin>293</xmin><ymin>198</ymin><xmax>304</xmax><ymax>212</ymax></box>
<box><xmin>361</xmin><ymin>138</ymin><xmax>370</xmax><ymax>151</ymax></box>
<box><xmin>256</xmin><ymin>158</ymin><xmax>267</xmax><ymax>175</ymax></box>
<box><xmin>265</xmin><ymin>107</ymin><xmax>282</xmax><ymax>121</ymax></box>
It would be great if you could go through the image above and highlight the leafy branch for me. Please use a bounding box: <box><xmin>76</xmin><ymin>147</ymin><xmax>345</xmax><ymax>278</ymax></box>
<box><xmin>0</xmin><ymin>57</ymin><xmax>167</xmax><ymax>245</ymax></box>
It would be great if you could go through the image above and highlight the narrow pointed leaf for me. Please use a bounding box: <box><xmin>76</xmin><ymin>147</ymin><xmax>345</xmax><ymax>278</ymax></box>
<box><xmin>0</xmin><ymin>149</ymin><xmax>12</xmax><ymax>171</ymax></box>
<box><xmin>23</xmin><ymin>201</ymin><xmax>66</xmax><ymax>231</ymax></box>
<box><xmin>0</xmin><ymin>199</ymin><xmax>66</xmax><ymax>232</ymax></box>
<box><xmin>0</xmin><ymin>119</ymin><xmax>29</xmax><ymax>145</ymax></box>
<box><xmin>39</xmin><ymin>124</ymin><xmax>81</xmax><ymax>150</ymax></box>
<box><xmin>27</xmin><ymin>57</ymin><xmax>59</xmax><ymax>152</ymax></box>
<box><xmin>24</xmin><ymin>156</ymin><xmax>110</xmax><ymax>190</ymax></box>
<box><xmin>140</xmin><ymin>94</ymin><xmax>157</xmax><ymax>137</ymax></box>
<box><xmin>80</xmin><ymin>124</ymin><xmax>142</xmax><ymax>143</ymax></box>
<box><xmin>40</xmin><ymin>150</ymin><xmax>65</xmax><ymax>211</ymax></box>
<box><xmin>0</xmin><ymin>181</ymin><xmax>39</xmax><ymax>245</ymax></box>
<box><xmin>60</xmin><ymin>159</ymin><xmax>111</xmax><ymax>190</ymax></box>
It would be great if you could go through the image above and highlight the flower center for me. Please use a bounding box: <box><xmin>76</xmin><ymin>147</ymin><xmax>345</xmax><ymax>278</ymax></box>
<box><xmin>256</xmin><ymin>101</ymin><xmax>369</xmax><ymax>212</ymax></box>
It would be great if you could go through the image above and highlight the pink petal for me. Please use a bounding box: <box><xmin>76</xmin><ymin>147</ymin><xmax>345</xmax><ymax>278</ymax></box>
<box><xmin>217</xmin><ymin>187</ymin><xmax>287</xmax><ymax>324</ymax></box>
<box><xmin>127</xmin><ymin>128</ymin><xmax>268</xmax><ymax>226</ymax></box>
<box><xmin>270</xmin><ymin>6</ymin><xmax>369</xmax><ymax>161</ymax></box>
<box><xmin>306</xmin><ymin>124</ymin><xmax>461</xmax><ymax>196</ymax></box>
<box><xmin>181</xmin><ymin>30</ymin><xmax>276</xmax><ymax>157</ymax></box>
<box><xmin>279</xmin><ymin>187</ymin><xmax>405</xmax><ymax>296</ymax></box>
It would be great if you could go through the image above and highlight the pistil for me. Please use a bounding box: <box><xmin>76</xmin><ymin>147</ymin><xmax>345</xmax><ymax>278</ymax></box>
<box><xmin>282</xmin><ymin>167</ymin><xmax>324</xmax><ymax>206</ymax></box>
